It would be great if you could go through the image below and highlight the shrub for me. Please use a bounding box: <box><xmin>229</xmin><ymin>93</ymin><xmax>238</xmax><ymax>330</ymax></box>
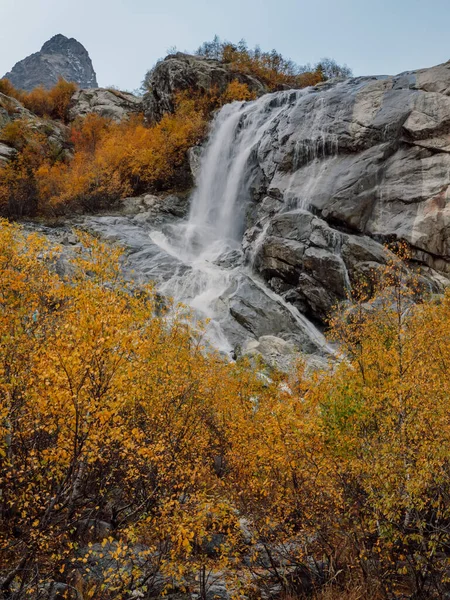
<box><xmin>35</xmin><ymin>82</ymin><xmax>254</xmax><ymax>213</ymax></box>
<box><xmin>0</xmin><ymin>121</ymin><xmax>56</xmax><ymax>216</ymax></box>
<box><xmin>22</xmin><ymin>77</ymin><xmax>77</xmax><ymax>121</ymax></box>
<box><xmin>1</xmin><ymin>78</ymin><xmax>259</xmax><ymax>216</ymax></box>
<box><xmin>22</xmin><ymin>85</ymin><xmax>54</xmax><ymax>117</ymax></box>
<box><xmin>0</xmin><ymin>77</ymin><xmax>77</xmax><ymax>122</ymax></box>
<box><xmin>1</xmin><ymin>223</ymin><xmax>450</xmax><ymax>598</ymax></box>
<box><xmin>0</xmin><ymin>78</ymin><xmax>24</xmax><ymax>102</ymax></box>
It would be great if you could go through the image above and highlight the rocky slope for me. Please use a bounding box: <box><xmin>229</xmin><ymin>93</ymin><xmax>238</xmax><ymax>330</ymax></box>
<box><xmin>0</xmin><ymin>91</ymin><xmax>68</xmax><ymax>157</ymax></box>
<box><xmin>71</xmin><ymin>60</ymin><xmax>450</xmax><ymax>368</ymax></box>
<box><xmin>69</xmin><ymin>87</ymin><xmax>143</xmax><ymax>121</ymax></box>
<box><xmin>3</xmin><ymin>34</ymin><xmax>97</xmax><ymax>91</ymax></box>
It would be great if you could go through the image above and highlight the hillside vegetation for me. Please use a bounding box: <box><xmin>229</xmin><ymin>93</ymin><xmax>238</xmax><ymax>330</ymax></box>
<box><xmin>0</xmin><ymin>77</ymin><xmax>77</xmax><ymax>122</ymax></box>
<box><xmin>1</xmin><ymin>224</ymin><xmax>450</xmax><ymax>599</ymax></box>
<box><xmin>0</xmin><ymin>80</ymin><xmax>253</xmax><ymax>216</ymax></box>
<box><xmin>195</xmin><ymin>36</ymin><xmax>352</xmax><ymax>90</ymax></box>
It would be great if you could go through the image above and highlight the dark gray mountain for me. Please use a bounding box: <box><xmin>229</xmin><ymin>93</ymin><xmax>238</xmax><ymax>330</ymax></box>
<box><xmin>3</xmin><ymin>34</ymin><xmax>98</xmax><ymax>91</ymax></box>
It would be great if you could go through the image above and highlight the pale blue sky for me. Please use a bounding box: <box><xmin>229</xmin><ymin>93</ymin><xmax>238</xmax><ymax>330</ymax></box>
<box><xmin>1</xmin><ymin>0</ymin><xmax>449</xmax><ymax>91</ymax></box>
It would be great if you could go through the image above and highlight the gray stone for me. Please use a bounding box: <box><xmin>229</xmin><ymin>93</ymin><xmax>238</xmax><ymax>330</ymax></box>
<box><xmin>3</xmin><ymin>34</ymin><xmax>97</xmax><ymax>91</ymax></box>
<box><xmin>188</xmin><ymin>146</ymin><xmax>203</xmax><ymax>183</ymax></box>
<box><xmin>241</xmin><ymin>335</ymin><xmax>298</xmax><ymax>372</ymax></box>
<box><xmin>237</xmin><ymin>62</ymin><xmax>450</xmax><ymax>323</ymax></box>
<box><xmin>227</xmin><ymin>274</ymin><xmax>325</xmax><ymax>353</ymax></box>
<box><xmin>73</xmin><ymin>518</ymin><xmax>112</xmax><ymax>544</ymax></box>
<box><xmin>69</xmin><ymin>88</ymin><xmax>143</xmax><ymax>122</ymax></box>
<box><xmin>0</xmin><ymin>142</ymin><xmax>16</xmax><ymax>165</ymax></box>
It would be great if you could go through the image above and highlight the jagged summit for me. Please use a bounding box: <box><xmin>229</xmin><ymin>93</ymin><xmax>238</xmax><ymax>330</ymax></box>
<box><xmin>3</xmin><ymin>34</ymin><xmax>98</xmax><ymax>91</ymax></box>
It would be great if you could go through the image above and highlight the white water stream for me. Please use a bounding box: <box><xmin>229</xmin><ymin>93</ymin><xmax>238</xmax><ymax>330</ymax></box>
<box><xmin>79</xmin><ymin>90</ymin><xmax>333</xmax><ymax>356</ymax></box>
<box><xmin>142</xmin><ymin>91</ymin><xmax>331</xmax><ymax>355</ymax></box>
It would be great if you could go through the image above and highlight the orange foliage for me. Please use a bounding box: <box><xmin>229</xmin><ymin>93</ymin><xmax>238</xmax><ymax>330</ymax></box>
<box><xmin>0</xmin><ymin>122</ymin><xmax>56</xmax><ymax>216</ymax></box>
<box><xmin>22</xmin><ymin>77</ymin><xmax>77</xmax><ymax>121</ymax></box>
<box><xmin>46</xmin><ymin>77</ymin><xmax>78</xmax><ymax>121</ymax></box>
<box><xmin>0</xmin><ymin>79</ymin><xmax>258</xmax><ymax>216</ymax></box>
<box><xmin>0</xmin><ymin>78</ymin><xmax>259</xmax><ymax>216</ymax></box>
<box><xmin>22</xmin><ymin>85</ymin><xmax>53</xmax><ymax>116</ymax></box>
<box><xmin>0</xmin><ymin>77</ymin><xmax>77</xmax><ymax>122</ymax></box>
<box><xmin>36</xmin><ymin>82</ymin><xmax>254</xmax><ymax>213</ymax></box>
<box><xmin>0</xmin><ymin>78</ymin><xmax>24</xmax><ymax>102</ymax></box>
<box><xmin>70</xmin><ymin>112</ymin><xmax>111</xmax><ymax>153</ymax></box>
<box><xmin>196</xmin><ymin>37</ymin><xmax>327</xmax><ymax>91</ymax></box>
<box><xmin>226</xmin><ymin>47</ymin><xmax>324</xmax><ymax>90</ymax></box>
<box><xmin>221</xmin><ymin>79</ymin><xmax>258</xmax><ymax>103</ymax></box>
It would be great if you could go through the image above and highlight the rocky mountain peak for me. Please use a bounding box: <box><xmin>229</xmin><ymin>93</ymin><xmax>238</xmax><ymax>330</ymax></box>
<box><xmin>3</xmin><ymin>34</ymin><xmax>98</xmax><ymax>91</ymax></box>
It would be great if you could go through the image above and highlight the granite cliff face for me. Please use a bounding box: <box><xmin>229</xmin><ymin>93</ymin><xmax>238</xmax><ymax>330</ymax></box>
<box><xmin>3</xmin><ymin>34</ymin><xmax>98</xmax><ymax>91</ymax></box>
<box><xmin>69</xmin><ymin>88</ymin><xmax>143</xmax><ymax>121</ymax></box>
<box><xmin>238</xmin><ymin>62</ymin><xmax>450</xmax><ymax>325</ymax></box>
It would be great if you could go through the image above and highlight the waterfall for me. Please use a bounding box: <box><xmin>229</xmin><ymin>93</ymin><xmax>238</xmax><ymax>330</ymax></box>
<box><xmin>147</xmin><ymin>90</ymin><xmax>330</xmax><ymax>355</ymax></box>
<box><xmin>87</xmin><ymin>90</ymin><xmax>333</xmax><ymax>357</ymax></box>
<box><xmin>187</xmin><ymin>90</ymin><xmax>301</xmax><ymax>254</ymax></box>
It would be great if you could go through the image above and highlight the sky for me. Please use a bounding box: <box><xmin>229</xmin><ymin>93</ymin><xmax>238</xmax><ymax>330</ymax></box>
<box><xmin>0</xmin><ymin>0</ymin><xmax>449</xmax><ymax>92</ymax></box>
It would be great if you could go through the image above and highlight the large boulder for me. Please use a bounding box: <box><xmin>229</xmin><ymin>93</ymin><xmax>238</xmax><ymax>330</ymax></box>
<box><xmin>69</xmin><ymin>88</ymin><xmax>143</xmax><ymax>122</ymax></box>
<box><xmin>0</xmin><ymin>142</ymin><xmax>15</xmax><ymax>165</ymax></box>
<box><xmin>251</xmin><ymin>210</ymin><xmax>392</xmax><ymax>320</ymax></box>
<box><xmin>143</xmin><ymin>53</ymin><xmax>267</xmax><ymax>122</ymax></box>
<box><xmin>3</xmin><ymin>34</ymin><xmax>97</xmax><ymax>91</ymax></box>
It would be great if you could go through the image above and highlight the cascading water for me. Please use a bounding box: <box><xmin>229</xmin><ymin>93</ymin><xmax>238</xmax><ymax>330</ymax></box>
<box><xmin>146</xmin><ymin>90</ymin><xmax>330</xmax><ymax>355</ymax></box>
<box><xmin>84</xmin><ymin>89</ymin><xmax>333</xmax><ymax>357</ymax></box>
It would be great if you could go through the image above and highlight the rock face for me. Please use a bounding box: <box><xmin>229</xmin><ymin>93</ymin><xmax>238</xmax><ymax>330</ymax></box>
<box><xmin>60</xmin><ymin>60</ymin><xmax>450</xmax><ymax>370</ymax></box>
<box><xmin>143</xmin><ymin>52</ymin><xmax>267</xmax><ymax>122</ymax></box>
<box><xmin>3</xmin><ymin>34</ymin><xmax>98</xmax><ymax>91</ymax></box>
<box><xmin>69</xmin><ymin>88</ymin><xmax>143</xmax><ymax>121</ymax></box>
<box><xmin>233</xmin><ymin>62</ymin><xmax>450</xmax><ymax>325</ymax></box>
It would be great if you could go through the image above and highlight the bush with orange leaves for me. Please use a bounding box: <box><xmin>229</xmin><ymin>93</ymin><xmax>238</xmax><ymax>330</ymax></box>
<box><xmin>0</xmin><ymin>77</ymin><xmax>77</xmax><ymax>122</ymax></box>
<box><xmin>0</xmin><ymin>119</ymin><xmax>61</xmax><ymax>216</ymax></box>
<box><xmin>35</xmin><ymin>81</ymin><xmax>255</xmax><ymax>213</ymax></box>
<box><xmin>194</xmin><ymin>37</ymin><xmax>352</xmax><ymax>91</ymax></box>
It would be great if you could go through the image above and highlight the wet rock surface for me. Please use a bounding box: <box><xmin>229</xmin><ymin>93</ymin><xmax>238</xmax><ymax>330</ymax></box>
<box><xmin>22</xmin><ymin>60</ymin><xmax>450</xmax><ymax>370</ymax></box>
<box><xmin>238</xmin><ymin>64</ymin><xmax>450</xmax><ymax>325</ymax></box>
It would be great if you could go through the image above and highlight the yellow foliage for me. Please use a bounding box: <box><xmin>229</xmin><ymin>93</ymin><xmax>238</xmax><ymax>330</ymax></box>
<box><xmin>1</xmin><ymin>224</ymin><xmax>450</xmax><ymax>598</ymax></box>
